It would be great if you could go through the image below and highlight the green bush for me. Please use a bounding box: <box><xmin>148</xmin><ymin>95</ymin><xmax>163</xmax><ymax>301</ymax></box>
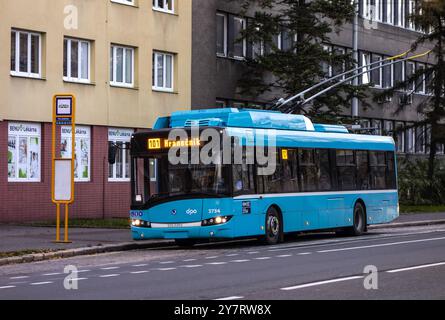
<box><xmin>398</xmin><ymin>157</ymin><xmax>445</xmax><ymax>205</ymax></box>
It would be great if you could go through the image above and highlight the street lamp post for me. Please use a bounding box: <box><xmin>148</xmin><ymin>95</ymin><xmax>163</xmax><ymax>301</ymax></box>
<box><xmin>352</xmin><ymin>0</ymin><xmax>359</xmax><ymax>118</ymax></box>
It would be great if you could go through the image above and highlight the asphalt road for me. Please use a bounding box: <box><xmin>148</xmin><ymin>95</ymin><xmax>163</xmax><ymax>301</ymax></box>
<box><xmin>1</xmin><ymin>224</ymin><xmax>445</xmax><ymax>300</ymax></box>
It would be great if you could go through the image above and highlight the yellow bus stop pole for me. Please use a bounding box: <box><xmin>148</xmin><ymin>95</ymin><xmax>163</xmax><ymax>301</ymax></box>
<box><xmin>56</xmin><ymin>203</ymin><xmax>61</xmax><ymax>242</ymax></box>
<box><xmin>64</xmin><ymin>204</ymin><xmax>69</xmax><ymax>243</ymax></box>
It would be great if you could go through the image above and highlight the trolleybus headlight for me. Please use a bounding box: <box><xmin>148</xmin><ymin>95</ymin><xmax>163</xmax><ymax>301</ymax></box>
<box><xmin>202</xmin><ymin>216</ymin><xmax>232</xmax><ymax>226</ymax></box>
<box><xmin>131</xmin><ymin>220</ymin><xmax>151</xmax><ymax>228</ymax></box>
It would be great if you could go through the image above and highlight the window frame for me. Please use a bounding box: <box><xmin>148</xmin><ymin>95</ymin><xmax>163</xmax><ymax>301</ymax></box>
<box><xmin>152</xmin><ymin>51</ymin><xmax>175</xmax><ymax>92</ymax></box>
<box><xmin>7</xmin><ymin>122</ymin><xmax>42</xmax><ymax>183</ymax></box>
<box><xmin>216</xmin><ymin>13</ymin><xmax>228</xmax><ymax>57</ymax></box>
<box><xmin>63</xmin><ymin>37</ymin><xmax>91</xmax><ymax>84</ymax></box>
<box><xmin>110</xmin><ymin>44</ymin><xmax>135</xmax><ymax>88</ymax></box>
<box><xmin>152</xmin><ymin>0</ymin><xmax>174</xmax><ymax>14</ymax></box>
<box><xmin>232</xmin><ymin>16</ymin><xmax>247</xmax><ymax>60</ymax></box>
<box><xmin>61</xmin><ymin>126</ymin><xmax>92</xmax><ymax>182</ymax></box>
<box><xmin>10</xmin><ymin>29</ymin><xmax>42</xmax><ymax>79</ymax></box>
<box><xmin>108</xmin><ymin>128</ymin><xmax>134</xmax><ymax>182</ymax></box>
<box><xmin>111</xmin><ymin>0</ymin><xmax>136</xmax><ymax>6</ymax></box>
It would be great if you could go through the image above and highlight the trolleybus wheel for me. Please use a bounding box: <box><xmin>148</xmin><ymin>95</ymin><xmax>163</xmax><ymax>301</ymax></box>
<box><xmin>265</xmin><ymin>207</ymin><xmax>283</xmax><ymax>245</ymax></box>
<box><xmin>350</xmin><ymin>202</ymin><xmax>366</xmax><ymax>236</ymax></box>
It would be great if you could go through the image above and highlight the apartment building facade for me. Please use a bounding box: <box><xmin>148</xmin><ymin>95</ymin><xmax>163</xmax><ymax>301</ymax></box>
<box><xmin>0</xmin><ymin>0</ymin><xmax>192</xmax><ymax>222</ymax></box>
<box><xmin>191</xmin><ymin>0</ymin><xmax>443</xmax><ymax>156</ymax></box>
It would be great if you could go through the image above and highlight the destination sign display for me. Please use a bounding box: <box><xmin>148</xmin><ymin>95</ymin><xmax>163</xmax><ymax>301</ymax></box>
<box><xmin>148</xmin><ymin>138</ymin><xmax>202</xmax><ymax>150</ymax></box>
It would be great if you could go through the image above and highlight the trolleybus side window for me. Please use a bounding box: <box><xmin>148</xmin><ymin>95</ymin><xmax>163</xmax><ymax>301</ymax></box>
<box><xmin>336</xmin><ymin>150</ymin><xmax>356</xmax><ymax>191</ymax></box>
<box><xmin>386</xmin><ymin>151</ymin><xmax>397</xmax><ymax>189</ymax></box>
<box><xmin>282</xmin><ymin>149</ymin><xmax>299</xmax><ymax>193</ymax></box>
<box><xmin>370</xmin><ymin>151</ymin><xmax>387</xmax><ymax>189</ymax></box>
<box><xmin>356</xmin><ymin>150</ymin><xmax>371</xmax><ymax>190</ymax></box>
<box><xmin>317</xmin><ymin>149</ymin><xmax>333</xmax><ymax>191</ymax></box>
<box><xmin>299</xmin><ymin>149</ymin><xmax>318</xmax><ymax>192</ymax></box>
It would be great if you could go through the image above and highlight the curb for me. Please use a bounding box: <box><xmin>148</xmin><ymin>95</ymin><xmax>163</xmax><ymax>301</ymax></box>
<box><xmin>369</xmin><ymin>219</ymin><xmax>445</xmax><ymax>230</ymax></box>
<box><xmin>2</xmin><ymin>219</ymin><xmax>445</xmax><ymax>266</ymax></box>
<box><xmin>0</xmin><ymin>240</ymin><xmax>174</xmax><ymax>267</ymax></box>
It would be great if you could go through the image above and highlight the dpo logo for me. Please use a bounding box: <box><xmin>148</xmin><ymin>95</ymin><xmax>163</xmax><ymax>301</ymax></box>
<box><xmin>186</xmin><ymin>209</ymin><xmax>198</xmax><ymax>216</ymax></box>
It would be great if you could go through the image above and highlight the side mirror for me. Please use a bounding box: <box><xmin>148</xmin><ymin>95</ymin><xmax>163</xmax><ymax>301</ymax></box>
<box><xmin>108</xmin><ymin>143</ymin><xmax>117</xmax><ymax>165</ymax></box>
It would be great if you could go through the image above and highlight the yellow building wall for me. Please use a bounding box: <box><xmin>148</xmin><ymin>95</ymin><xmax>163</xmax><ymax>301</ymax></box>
<box><xmin>0</xmin><ymin>0</ymin><xmax>192</xmax><ymax>128</ymax></box>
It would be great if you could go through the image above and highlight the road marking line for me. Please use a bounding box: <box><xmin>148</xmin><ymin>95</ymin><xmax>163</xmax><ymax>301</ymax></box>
<box><xmin>101</xmin><ymin>267</ymin><xmax>120</xmax><ymax>270</ymax></box>
<box><xmin>183</xmin><ymin>259</ymin><xmax>197</xmax><ymax>262</ymax></box>
<box><xmin>43</xmin><ymin>273</ymin><xmax>62</xmax><ymax>276</ymax></box>
<box><xmin>248</xmin><ymin>251</ymin><xmax>259</xmax><ymax>255</ymax></box>
<box><xmin>387</xmin><ymin>262</ymin><xmax>445</xmax><ymax>273</ymax></box>
<box><xmin>180</xmin><ymin>265</ymin><xmax>203</xmax><ymax>268</ymax></box>
<box><xmin>77</xmin><ymin>270</ymin><xmax>91</xmax><ymax>273</ymax></box>
<box><xmin>30</xmin><ymin>282</ymin><xmax>54</xmax><ymax>286</ymax></box>
<box><xmin>226</xmin><ymin>254</ymin><xmax>239</xmax><ymax>257</ymax></box>
<box><xmin>230</xmin><ymin>260</ymin><xmax>250</xmax><ymax>263</ymax></box>
<box><xmin>130</xmin><ymin>271</ymin><xmax>150</xmax><ymax>274</ymax></box>
<box><xmin>205</xmin><ymin>256</ymin><xmax>219</xmax><ymax>259</ymax></box>
<box><xmin>255</xmin><ymin>257</ymin><xmax>271</xmax><ymax>260</ymax></box>
<box><xmin>206</xmin><ymin>262</ymin><xmax>228</xmax><ymax>265</ymax></box>
<box><xmin>133</xmin><ymin>264</ymin><xmax>148</xmax><ymax>267</ymax></box>
<box><xmin>298</xmin><ymin>252</ymin><xmax>312</xmax><ymax>255</ymax></box>
<box><xmin>268</xmin><ymin>230</ymin><xmax>445</xmax><ymax>252</ymax></box>
<box><xmin>159</xmin><ymin>261</ymin><xmax>175</xmax><ymax>264</ymax></box>
<box><xmin>277</xmin><ymin>254</ymin><xmax>292</xmax><ymax>258</ymax></box>
<box><xmin>214</xmin><ymin>296</ymin><xmax>244</xmax><ymax>301</ymax></box>
<box><xmin>100</xmin><ymin>274</ymin><xmax>120</xmax><ymax>278</ymax></box>
<box><xmin>0</xmin><ymin>286</ymin><xmax>16</xmax><ymax>289</ymax></box>
<box><xmin>281</xmin><ymin>276</ymin><xmax>364</xmax><ymax>291</ymax></box>
<box><xmin>317</xmin><ymin>236</ymin><xmax>445</xmax><ymax>253</ymax></box>
<box><xmin>156</xmin><ymin>268</ymin><xmax>177</xmax><ymax>271</ymax></box>
<box><xmin>71</xmin><ymin>278</ymin><xmax>88</xmax><ymax>282</ymax></box>
<box><xmin>10</xmin><ymin>276</ymin><xmax>29</xmax><ymax>280</ymax></box>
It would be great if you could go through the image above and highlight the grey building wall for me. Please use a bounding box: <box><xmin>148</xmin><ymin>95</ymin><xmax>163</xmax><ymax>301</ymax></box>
<box><xmin>191</xmin><ymin>0</ymin><xmax>434</xmax><ymax>125</ymax></box>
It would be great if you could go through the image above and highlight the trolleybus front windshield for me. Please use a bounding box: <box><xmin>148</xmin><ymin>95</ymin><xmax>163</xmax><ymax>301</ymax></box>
<box><xmin>132</xmin><ymin>155</ymin><xmax>231</xmax><ymax>206</ymax></box>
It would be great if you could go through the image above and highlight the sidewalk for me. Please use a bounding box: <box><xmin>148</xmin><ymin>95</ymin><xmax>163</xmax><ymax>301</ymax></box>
<box><xmin>1</xmin><ymin>212</ymin><xmax>445</xmax><ymax>265</ymax></box>
<box><xmin>0</xmin><ymin>226</ymin><xmax>133</xmax><ymax>253</ymax></box>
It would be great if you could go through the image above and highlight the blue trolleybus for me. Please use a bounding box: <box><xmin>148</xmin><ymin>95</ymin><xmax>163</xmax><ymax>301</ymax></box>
<box><xmin>128</xmin><ymin>108</ymin><xmax>399</xmax><ymax>246</ymax></box>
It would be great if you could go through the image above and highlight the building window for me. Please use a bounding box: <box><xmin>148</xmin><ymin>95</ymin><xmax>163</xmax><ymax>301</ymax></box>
<box><xmin>64</xmin><ymin>38</ymin><xmax>90</xmax><ymax>83</ymax></box>
<box><xmin>61</xmin><ymin>126</ymin><xmax>91</xmax><ymax>182</ymax></box>
<box><xmin>215</xmin><ymin>100</ymin><xmax>226</xmax><ymax>108</ymax></box>
<box><xmin>407</xmin><ymin>0</ymin><xmax>416</xmax><ymax>30</ymax></box>
<box><xmin>232</xmin><ymin>17</ymin><xmax>246</xmax><ymax>59</ymax></box>
<box><xmin>110</xmin><ymin>45</ymin><xmax>134</xmax><ymax>87</ymax></box>
<box><xmin>152</xmin><ymin>51</ymin><xmax>174</xmax><ymax>92</ymax></box>
<box><xmin>8</xmin><ymin>122</ymin><xmax>41</xmax><ymax>182</ymax></box>
<box><xmin>216</xmin><ymin>13</ymin><xmax>227</xmax><ymax>57</ymax></box>
<box><xmin>109</xmin><ymin>128</ymin><xmax>133</xmax><ymax>181</ymax></box>
<box><xmin>395</xmin><ymin>122</ymin><xmax>405</xmax><ymax>152</ymax></box>
<box><xmin>153</xmin><ymin>0</ymin><xmax>174</xmax><ymax>13</ymax></box>
<box><xmin>416</xmin><ymin>63</ymin><xmax>426</xmax><ymax>94</ymax></box>
<box><xmin>111</xmin><ymin>0</ymin><xmax>135</xmax><ymax>6</ymax></box>
<box><xmin>405</xmin><ymin>61</ymin><xmax>415</xmax><ymax>91</ymax></box>
<box><xmin>361</xmin><ymin>52</ymin><xmax>371</xmax><ymax>84</ymax></box>
<box><xmin>363</xmin><ymin>0</ymin><xmax>382</xmax><ymax>22</ymax></box>
<box><xmin>10</xmin><ymin>29</ymin><xmax>41</xmax><ymax>78</ymax></box>
<box><xmin>394</xmin><ymin>0</ymin><xmax>405</xmax><ymax>27</ymax></box>
<box><xmin>406</xmin><ymin>124</ymin><xmax>416</xmax><ymax>153</ymax></box>
<box><xmin>371</xmin><ymin>54</ymin><xmax>382</xmax><ymax>87</ymax></box>
<box><xmin>393</xmin><ymin>59</ymin><xmax>405</xmax><ymax>89</ymax></box>
<box><xmin>382</xmin><ymin>57</ymin><xmax>393</xmax><ymax>89</ymax></box>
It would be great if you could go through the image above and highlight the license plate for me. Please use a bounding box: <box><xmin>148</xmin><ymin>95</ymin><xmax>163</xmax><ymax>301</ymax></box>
<box><xmin>168</xmin><ymin>224</ymin><xmax>184</xmax><ymax>228</ymax></box>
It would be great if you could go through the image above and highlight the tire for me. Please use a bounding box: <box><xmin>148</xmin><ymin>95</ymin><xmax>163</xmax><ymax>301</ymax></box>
<box><xmin>349</xmin><ymin>202</ymin><xmax>366</xmax><ymax>236</ymax></box>
<box><xmin>264</xmin><ymin>207</ymin><xmax>283</xmax><ymax>245</ymax></box>
<box><xmin>175</xmin><ymin>239</ymin><xmax>197</xmax><ymax>247</ymax></box>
